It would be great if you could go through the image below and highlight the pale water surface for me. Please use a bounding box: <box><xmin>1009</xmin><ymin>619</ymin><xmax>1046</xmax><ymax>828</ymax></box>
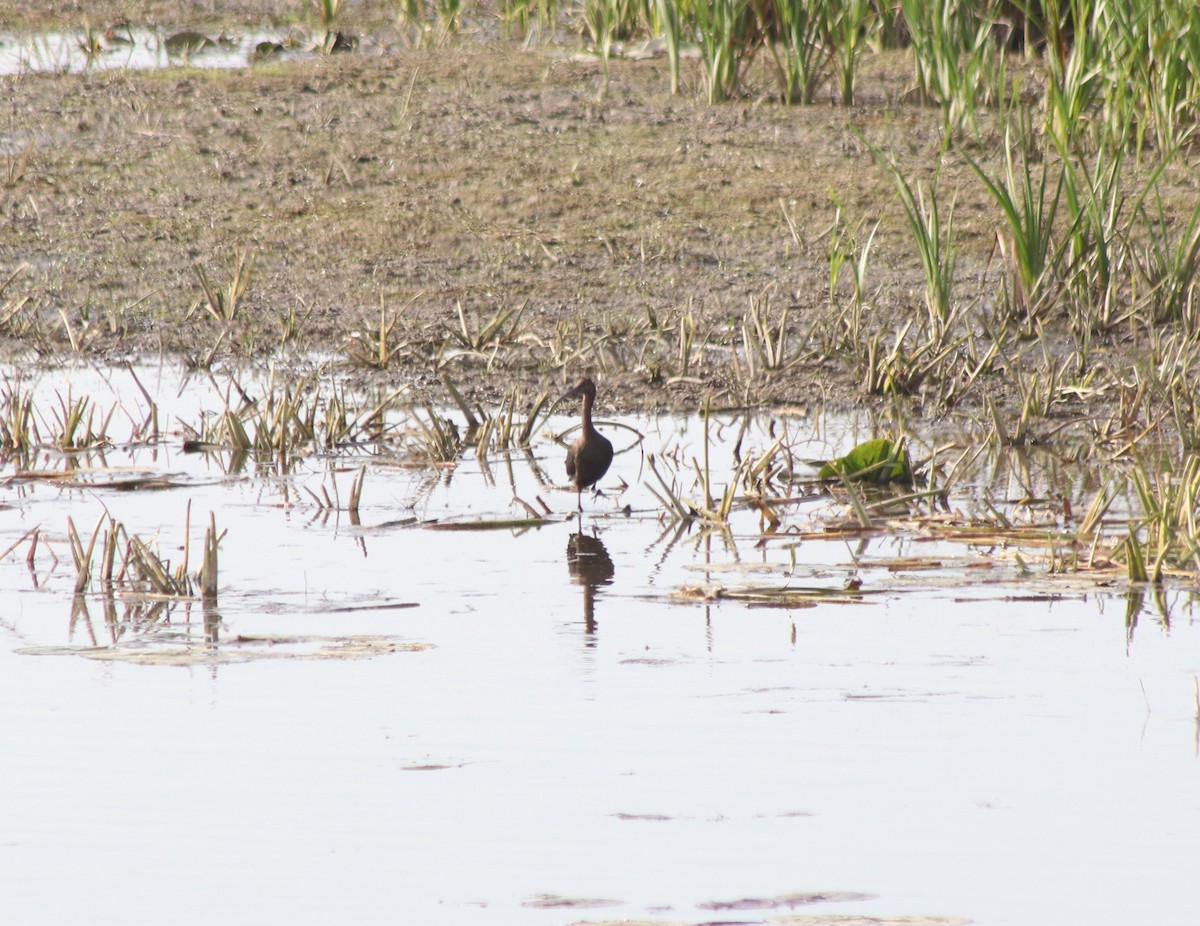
<box><xmin>0</xmin><ymin>27</ymin><xmax>318</xmax><ymax>77</ymax></box>
<box><xmin>1</xmin><ymin>361</ymin><xmax>1198</xmax><ymax>926</ymax></box>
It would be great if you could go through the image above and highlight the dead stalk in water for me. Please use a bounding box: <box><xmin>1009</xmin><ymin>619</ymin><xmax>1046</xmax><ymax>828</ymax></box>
<box><xmin>200</xmin><ymin>512</ymin><xmax>221</xmax><ymax>602</ymax></box>
<box><xmin>66</xmin><ymin>514</ymin><xmax>106</xmax><ymax>594</ymax></box>
<box><xmin>0</xmin><ymin>526</ymin><xmax>40</xmax><ymax>563</ymax></box>
<box><xmin>349</xmin><ymin>465</ymin><xmax>366</xmax><ymax>516</ymax></box>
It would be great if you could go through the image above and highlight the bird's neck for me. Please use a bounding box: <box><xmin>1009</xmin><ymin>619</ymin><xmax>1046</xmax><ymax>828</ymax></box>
<box><xmin>580</xmin><ymin>392</ymin><xmax>595</xmax><ymax>430</ymax></box>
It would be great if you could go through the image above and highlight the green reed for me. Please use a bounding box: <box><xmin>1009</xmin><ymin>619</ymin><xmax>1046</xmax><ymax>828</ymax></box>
<box><xmin>965</xmin><ymin>120</ymin><xmax>1068</xmax><ymax>323</ymax></box>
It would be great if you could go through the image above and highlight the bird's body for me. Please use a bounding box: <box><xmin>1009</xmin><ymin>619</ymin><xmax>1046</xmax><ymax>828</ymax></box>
<box><xmin>561</xmin><ymin>377</ymin><xmax>613</xmax><ymax>510</ymax></box>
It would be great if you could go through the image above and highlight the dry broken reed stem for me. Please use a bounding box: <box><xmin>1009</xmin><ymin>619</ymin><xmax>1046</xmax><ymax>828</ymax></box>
<box><xmin>441</xmin><ymin>374</ymin><xmax>479</xmax><ymax>430</ymax></box>
<box><xmin>304</xmin><ymin>479</ymin><xmax>338</xmax><ymax>510</ymax></box>
<box><xmin>48</xmin><ymin>508</ymin><xmax>224</xmax><ymax>601</ymax></box>
<box><xmin>181</xmin><ymin>499</ymin><xmax>192</xmax><ymax>587</ymax></box>
<box><xmin>349</xmin><ymin>465</ymin><xmax>365</xmax><ymax>515</ymax></box>
<box><xmin>200</xmin><ymin>512</ymin><xmax>221</xmax><ymax>602</ymax></box>
<box><xmin>66</xmin><ymin>514</ymin><xmax>106</xmax><ymax>595</ymax></box>
<box><xmin>0</xmin><ymin>526</ymin><xmax>39</xmax><ymax>563</ymax></box>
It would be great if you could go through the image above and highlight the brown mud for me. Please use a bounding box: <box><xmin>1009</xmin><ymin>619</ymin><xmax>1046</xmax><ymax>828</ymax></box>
<box><xmin>0</xmin><ymin>6</ymin><xmax>1191</xmax><ymax>418</ymax></box>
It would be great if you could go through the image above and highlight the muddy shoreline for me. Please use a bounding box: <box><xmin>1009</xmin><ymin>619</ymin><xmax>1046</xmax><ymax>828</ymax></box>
<box><xmin>0</xmin><ymin>16</ymin><xmax>1192</xmax><ymax>425</ymax></box>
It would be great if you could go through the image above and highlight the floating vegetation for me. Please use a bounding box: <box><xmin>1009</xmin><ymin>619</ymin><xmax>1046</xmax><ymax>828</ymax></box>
<box><xmin>817</xmin><ymin>438</ymin><xmax>913</xmax><ymax>484</ymax></box>
<box><xmin>673</xmin><ymin>582</ymin><xmax>881</xmax><ymax>607</ymax></box>
<box><xmin>423</xmin><ymin>516</ymin><xmax>550</xmax><ymax>531</ymax></box>
<box><xmin>18</xmin><ymin>635</ymin><xmax>431</xmax><ymax>666</ymax></box>
<box><xmin>697</xmin><ymin>890</ymin><xmax>878</xmax><ymax>911</ymax></box>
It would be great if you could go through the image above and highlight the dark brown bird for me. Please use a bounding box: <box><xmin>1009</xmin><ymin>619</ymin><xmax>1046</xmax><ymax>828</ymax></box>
<box><xmin>560</xmin><ymin>377</ymin><xmax>614</xmax><ymax>510</ymax></box>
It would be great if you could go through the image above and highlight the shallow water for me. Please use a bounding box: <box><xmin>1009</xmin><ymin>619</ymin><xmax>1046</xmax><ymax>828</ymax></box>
<box><xmin>2</xmin><ymin>361</ymin><xmax>1199</xmax><ymax>925</ymax></box>
<box><xmin>0</xmin><ymin>27</ymin><xmax>316</xmax><ymax>76</ymax></box>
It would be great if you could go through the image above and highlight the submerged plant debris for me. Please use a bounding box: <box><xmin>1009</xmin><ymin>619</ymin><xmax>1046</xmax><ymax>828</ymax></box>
<box><xmin>17</xmin><ymin>635</ymin><xmax>432</xmax><ymax>665</ymax></box>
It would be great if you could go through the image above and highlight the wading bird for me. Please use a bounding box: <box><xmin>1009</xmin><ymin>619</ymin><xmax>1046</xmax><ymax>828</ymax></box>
<box><xmin>560</xmin><ymin>377</ymin><xmax>613</xmax><ymax>511</ymax></box>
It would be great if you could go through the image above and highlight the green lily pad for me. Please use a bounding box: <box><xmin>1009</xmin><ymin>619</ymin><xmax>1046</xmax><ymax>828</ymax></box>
<box><xmin>818</xmin><ymin>438</ymin><xmax>912</xmax><ymax>484</ymax></box>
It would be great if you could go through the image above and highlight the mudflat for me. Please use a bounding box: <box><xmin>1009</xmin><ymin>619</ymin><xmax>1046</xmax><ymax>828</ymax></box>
<box><xmin>0</xmin><ymin>6</ymin><xmax>1193</xmax><ymax>420</ymax></box>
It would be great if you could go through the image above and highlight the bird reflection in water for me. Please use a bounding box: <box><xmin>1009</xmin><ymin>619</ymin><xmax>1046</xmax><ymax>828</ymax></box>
<box><xmin>566</xmin><ymin>517</ymin><xmax>614</xmax><ymax>643</ymax></box>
